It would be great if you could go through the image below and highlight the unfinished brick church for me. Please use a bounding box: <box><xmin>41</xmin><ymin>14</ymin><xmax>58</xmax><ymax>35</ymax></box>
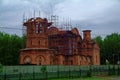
<box><xmin>20</xmin><ymin>17</ymin><xmax>100</xmax><ymax>65</ymax></box>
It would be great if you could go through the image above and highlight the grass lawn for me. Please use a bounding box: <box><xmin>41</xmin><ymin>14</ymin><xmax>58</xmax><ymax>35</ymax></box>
<box><xmin>48</xmin><ymin>77</ymin><xmax>106</xmax><ymax>80</ymax></box>
<box><xmin>48</xmin><ymin>76</ymin><xmax>120</xmax><ymax>80</ymax></box>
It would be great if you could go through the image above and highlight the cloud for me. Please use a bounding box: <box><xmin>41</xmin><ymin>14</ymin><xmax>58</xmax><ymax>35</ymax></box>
<box><xmin>0</xmin><ymin>0</ymin><xmax>65</xmax><ymax>36</ymax></box>
<box><xmin>54</xmin><ymin>0</ymin><xmax>120</xmax><ymax>37</ymax></box>
<box><xmin>55</xmin><ymin>0</ymin><xmax>116</xmax><ymax>20</ymax></box>
<box><xmin>0</xmin><ymin>0</ymin><xmax>120</xmax><ymax>37</ymax></box>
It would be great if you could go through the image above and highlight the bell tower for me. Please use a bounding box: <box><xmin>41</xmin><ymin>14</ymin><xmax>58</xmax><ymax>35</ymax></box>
<box><xmin>23</xmin><ymin>17</ymin><xmax>52</xmax><ymax>48</ymax></box>
<box><xmin>20</xmin><ymin>17</ymin><xmax>55</xmax><ymax>65</ymax></box>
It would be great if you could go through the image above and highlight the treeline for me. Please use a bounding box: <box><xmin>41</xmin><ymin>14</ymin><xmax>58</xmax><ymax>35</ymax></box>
<box><xmin>94</xmin><ymin>33</ymin><xmax>120</xmax><ymax>65</ymax></box>
<box><xmin>0</xmin><ymin>32</ymin><xmax>120</xmax><ymax>65</ymax></box>
<box><xmin>0</xmin><ymin>32</ymin><xmax>26</xmax><ymax>65</ymax></box>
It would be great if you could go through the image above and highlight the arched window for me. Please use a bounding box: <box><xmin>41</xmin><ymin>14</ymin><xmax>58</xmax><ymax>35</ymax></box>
<box><xmin>36</xmin><ymin>24</ymin><xmax>42</xmax><ymax>33</ymax></box>
<box><xmin>39</xmin><ymin>24</ymin><xmax>42</xmax><ymax>33</ymax></box>
<box><xmin>36</xmin><ymin>24</ymin><xmax>39</xmax><ymax>33</ymax></box>
<box><xmin>24</xmin><ymin>56</ymin><xmax>31</xmax><ymax>64</ymax></box>
<box><xmin>38</xmin><ymin>57</ymin><xmax>42</xmax><ymax>65</ymax></box>
<box><xmin>36</xmin><ymin>56</ymin><xmax>45</xmax><ymax>65</ymax></box>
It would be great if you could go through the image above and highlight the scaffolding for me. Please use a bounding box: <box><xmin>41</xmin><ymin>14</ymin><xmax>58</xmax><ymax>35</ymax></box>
<box><xmin>20</xmin><ymin>12</ymin><xmax>99</xmax><ymax>65</ymax></box>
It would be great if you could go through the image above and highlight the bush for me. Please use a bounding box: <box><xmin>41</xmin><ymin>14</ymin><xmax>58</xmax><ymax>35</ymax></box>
<box><xmin>0</xmin><ymin>63</ymin><xmax>2</xmax><ymax>73</ymax></box>
<box><xmin>87</xmin><ymin>70</ymin><xmax>92</xmax><ymax>77</ymax></box>
<box><xmin>41</xmin><ymin>66</ymin><xmax>46</xmax><ymax>73</ymax></box>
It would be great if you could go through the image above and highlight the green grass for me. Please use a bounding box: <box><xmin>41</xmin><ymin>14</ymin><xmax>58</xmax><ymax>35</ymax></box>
<box><xmin>48</xmin><ymin>76</ymin><xmax>120</xmax><ymax>80</ymax></box>
<box><xmin>48</xmin><ymin>76</ymin><xmax>109</xmax><ymax>80</ymax></box>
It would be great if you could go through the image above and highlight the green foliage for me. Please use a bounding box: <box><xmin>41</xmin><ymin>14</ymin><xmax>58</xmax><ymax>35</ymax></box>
<box><xmin>41</xmin><ymin>66</ymin><xmax>47</xmax><ymax>73</ymax></box>
<box><xmin>87</xmin><ymin>70</ymin><xmax>92</xmax><ymax>77</ymax></box>
<box><xmin>0</xmin><ymin>63</ymin><xmax>2</xmax><ymax>68</ymax></box>
<box><xmin>0</xmin><ymin>32</ymin><xmax>25</xmax><ymax>65</ymax></box>
<box><xmin>94</xmin><ymin>33</ymin><xmax>120</xmax><ymax>64</ymax></box>
<box><xmin>105</xmin><ymin>59</ymin><xmax>109</xmax><ymax>65</ymax></box>
<box><xmin>0</xmin><ymin>63</ymin><xmax>2</xmax><ymax>72</ymax></box>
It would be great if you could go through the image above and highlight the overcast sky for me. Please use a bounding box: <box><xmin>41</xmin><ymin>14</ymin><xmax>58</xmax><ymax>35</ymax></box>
<box><xmin>0</xmin><ymin>0</ymin><xmax>120</xmax><ymax>37</ymax></box>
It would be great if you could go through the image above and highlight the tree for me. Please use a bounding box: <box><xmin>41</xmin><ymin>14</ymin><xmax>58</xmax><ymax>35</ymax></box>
<box><xmin>0</xmin><ymin>32</ymin><xmax>25</xmax><ymax>65</ymax></box>
<box><xmin>104</xmin><ymin>33</ymin><xmax>120</xmax><ymax>64</ymax></box>
<box><xmin>93</xmin><ymin>36</ymin><xmax>105</xmax><ymax>64</ymax></box>
<box><xmin>94</xmin><ymin>33</ymin><xmax>120</xmax><ymax>64</ymax></box>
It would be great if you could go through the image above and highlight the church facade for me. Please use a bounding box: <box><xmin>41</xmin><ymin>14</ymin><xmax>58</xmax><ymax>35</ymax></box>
<box><xmin>20</xmin><ymin>17</ymin><xmax>100</xmax><ymax>65</ymax></box>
